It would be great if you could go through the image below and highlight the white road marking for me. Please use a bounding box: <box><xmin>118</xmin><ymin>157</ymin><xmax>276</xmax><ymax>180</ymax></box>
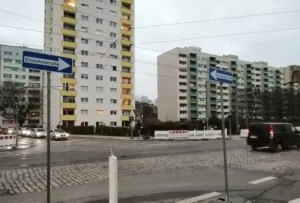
<box><xmin>289</xmin><ymin>197</ymin><xmax>300</xmax><ymax>203</ymax></box>
<box><xmin>249</xmin><ymin>176</ymin><xmax>277</xmax><ymax>184</ymax></box>
<box><xmin>175</xmin><ymin>192</ymin><xmax>221</xmax><ymax>203</ymax></box>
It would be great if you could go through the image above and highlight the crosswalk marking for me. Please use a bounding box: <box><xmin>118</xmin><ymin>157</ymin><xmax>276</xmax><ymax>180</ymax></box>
<box><xmin>175</xmin><ymin>192</ymin><xmax>221</xmax><ymax>203</ymax></box>
<box><xmin>289</xmin><ymin>197</ymin><xmax>300</xmax><ymax>203</ymax></box>
<box><xmin>249</xmin><ymin>176</ymin><xmax>277</xmax><ymax>184</ymax></box>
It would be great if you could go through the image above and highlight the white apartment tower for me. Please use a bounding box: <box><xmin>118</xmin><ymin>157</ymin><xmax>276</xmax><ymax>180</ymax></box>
<box><xmin>0</xmin><ymin>44</ymin><xmax>43</xmax><ymax>128</ymax></box>
<box><xmin>157</xmin><ymin>46</ymin><xmax>290</xmax><ymax>122</ymax></box>
<box><xmin>44</xmin><ymin>0</ymin><xmax>135</xmax><ymax>129</ymax></box>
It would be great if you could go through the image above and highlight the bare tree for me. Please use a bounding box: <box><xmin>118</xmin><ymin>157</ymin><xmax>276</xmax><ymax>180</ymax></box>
<box><xmin>0</xmin><ymin>81</ymin><xmax>41</xmax><ymax>127</ymax></box>
<box><xmin>135</xmin><ymin>95</ymin><xmax>157</xmax><ymax>123</ymax></box>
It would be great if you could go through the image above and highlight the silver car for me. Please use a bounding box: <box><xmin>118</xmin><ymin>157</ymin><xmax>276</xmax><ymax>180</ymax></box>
<box><xmin>29</xmin><ymin>128</ymin><xmax>46</xmax><ymax>138</ymax></box>
<box><xmin>50</xmin><ymin>129</ymin><xmax>69</xmax><ymax>141</ymax></box>
<box><xmin>18</xmin><ymin>127</ymin><xmax>31</xmax><ymax>137</ymax></box>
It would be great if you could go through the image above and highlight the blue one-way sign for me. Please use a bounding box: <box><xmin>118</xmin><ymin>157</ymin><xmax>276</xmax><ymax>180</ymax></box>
<box><xmin>209</xmin><ymin>67</ymin><xmax>233</xmax><ymax>85</ymax></box>
<box><xmin>22</xmin><ymin>51</ymin><xmax>73</xmax><ymax>74</ymax></box>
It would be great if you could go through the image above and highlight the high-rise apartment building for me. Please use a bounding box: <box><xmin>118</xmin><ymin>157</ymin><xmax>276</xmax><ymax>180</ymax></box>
<box><xmin>0</xmin><ymin>44</ymin><xmax>43</xmax><ymax>128</ymax></box>
<box><xmin>157</xmin><ymin>46</ymin><xmax>294</xmax><ymax>122</ymax></box>
<box><xmin>44</xmin><ymin>0</ymin><xmax>135</xmax><ymax>129</ymax></box>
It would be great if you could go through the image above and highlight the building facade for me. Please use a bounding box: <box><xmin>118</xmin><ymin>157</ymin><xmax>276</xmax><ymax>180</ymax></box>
<box><xmin>157</xmin><ymin>46</ymin><xmax>295</xmax><ymax>122</ymax></box>
<box><xmin>44</xmin><ymin>0</ymin><xmax>135</xmax><ymax>129</ymax></box>
<box><xmin>0</xmin><ymin>44</ymin><xmax>43</xmax><ymax>128</ymax></box>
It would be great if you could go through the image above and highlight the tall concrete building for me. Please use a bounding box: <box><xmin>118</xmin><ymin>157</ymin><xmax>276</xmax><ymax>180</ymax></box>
<box><xmin>0</xmin><ymin>44</ymin><xmax>43</xmax><ymax>128</ymax></box>
<box><xmin>157</xmin><ymin>46</ymin><xmax>292</xmax><ymax>122</ymax></box>
<box><xmin>44</xmin><ymin>0</ymin><xmax>135</xmax><ymax>129</ymax></box>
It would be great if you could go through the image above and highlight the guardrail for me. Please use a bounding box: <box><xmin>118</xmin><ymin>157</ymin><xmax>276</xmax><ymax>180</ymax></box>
<box><xmin>0</xmin><ymin>134</ymin><xmax>17</xmax><ymax>148</ymax></box>
<box><xmin>154</xmin><ymin>129</ymin><xmax>227</xmax><ymax>140</ymax></box>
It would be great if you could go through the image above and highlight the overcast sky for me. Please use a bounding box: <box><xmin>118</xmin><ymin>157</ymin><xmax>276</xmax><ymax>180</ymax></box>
<box><xmin>1</xmin><ymin>0</ymin><xmax>300</xmax><ymax>100</ymax></box>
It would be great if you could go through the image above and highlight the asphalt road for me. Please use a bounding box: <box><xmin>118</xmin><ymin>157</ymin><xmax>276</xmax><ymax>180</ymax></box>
<box><xmin>0</xmin><ymin>136</ymin><xmax>247</xmax><ymax>170</ymax></box>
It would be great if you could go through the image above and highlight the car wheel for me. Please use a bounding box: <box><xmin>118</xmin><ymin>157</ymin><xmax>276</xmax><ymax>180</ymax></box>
<box><xmin>251</xmin><ymin>145</ymin><xmax>257</xmax><ymax>151</ymax></box>
<box><xmin>274</xmin><ymin>143</ymin><xmax>283</xmax><ymax>153</ymax></box>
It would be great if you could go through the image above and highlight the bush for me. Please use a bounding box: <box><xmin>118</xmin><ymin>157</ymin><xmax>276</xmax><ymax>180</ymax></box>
<box><xmin>95</xmin><ymin>126</ymin><xmax>130</xmax><ymax>136</ymax></box>
<box><xmin>61</xmin><ymin>126</ymin><xmax>95</xmax><ymax>135</ymax></box>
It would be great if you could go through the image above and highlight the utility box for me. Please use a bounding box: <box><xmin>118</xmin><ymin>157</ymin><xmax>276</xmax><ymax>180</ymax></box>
<box><xmin>284</xmin><ymin>65</ymin><xmax>300</xmax><ymax>83</ymax></box>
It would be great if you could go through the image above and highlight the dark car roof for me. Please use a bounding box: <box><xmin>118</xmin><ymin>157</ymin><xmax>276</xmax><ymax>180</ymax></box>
<box><xmin>250</xmin><ymin>122</ymin><xmax>291</xmax><ymax>125</ymax></box>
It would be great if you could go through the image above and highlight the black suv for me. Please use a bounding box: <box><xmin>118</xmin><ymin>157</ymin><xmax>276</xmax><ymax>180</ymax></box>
<box><xmin>247</xmin><ymin>122</ymin><xmax>300</xmax><ymax>152</ymax></box>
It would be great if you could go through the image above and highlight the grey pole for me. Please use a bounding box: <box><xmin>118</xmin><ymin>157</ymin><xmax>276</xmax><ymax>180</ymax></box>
<box><xmin>15</xmin><ymin>104</ymin><xmax>18</xmax><ymax>147</ymax></box>
<box><xmin>229</xmin><ymin>116</ymin><xmax>232</xmax><ymax>139</ymax></box>
<box><xmin>220</xmin><ymin>83</ymin><xmax>229</xmax><ymax>202</ymax></box>
<box><xmin>46</xmin><ymin>71</ymin><xmax>51</xmax><ymax>203</ymax></box>
<box><xmin>235</xmin><ymin>90</ymin><xmax>239</xmax><ymax>135</ymax></box>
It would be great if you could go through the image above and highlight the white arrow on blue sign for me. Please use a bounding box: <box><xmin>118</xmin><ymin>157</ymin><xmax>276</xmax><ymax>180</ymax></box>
<box><xmin>22</xmin><ymin>51</ymin><xmax>73</xmax><ymax>74</ymax></box>
<box><xmin>208</xmin><ymin>67</ymin><xmax>233</xmax><ymax>85</ymax></box>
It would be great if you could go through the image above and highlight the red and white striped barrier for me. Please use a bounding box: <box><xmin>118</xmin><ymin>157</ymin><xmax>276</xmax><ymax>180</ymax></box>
<box><xmin>154</xmin><ymin>130</ymin><xmax>228</xmax><ymax>140</ymax></box>
<box><xmin>0</xmin><ymin>134</ymin><xmax>17</xmax><ymax>148</ymax></box>
<box><xmin>168</xmin><ymin>130</ymin><xmax>189</xmax><ymax>140</ymax></box>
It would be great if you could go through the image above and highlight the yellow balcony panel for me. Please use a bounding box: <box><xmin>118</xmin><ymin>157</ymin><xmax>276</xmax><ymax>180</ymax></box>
<box><xmin>121</xmin><ymin>40</ymin><xmax>133</xmax><ymax>46</ymax></box>
<box><xmin>60</xmin><ymin>90</ymin><xmax>77</xmax><ymax>97</ymax></box>
<box><xmin>120</xmin><ymin>72</ymin><xmax>133</xmax><ymax>78</ymax></box>
<box><xmin>121</xmin><ymin>18</ymin><xmax>133</xmax><ymax>26</ymax></box>
<box><xmin>121</xmin><ymin>105</ymin><xmax>134</xmax><ymax>110</ymax></box>
<box><xmin>61</xmin><ymin>41</ymin><xmax>77</xmax><ymax>48</ymax></box>
<box><xmin>121</xmin><ymin>94</ymin><xmax>133</xmax><ymax>100</ymax></box>
<box><xmin>120</xmin><ymin>61</ymin><xmax>133</xmax><ymax>68</ymax></box>
<box><xmin>61</xmin><ymin>29</ymin><xmax>77</xmax><ymax>37</ymax></box>
<box><xmin>61</xmin><ymin>16</ymin><xmax>77</xmax><ymax>25</ymax></box>
<box><xmin>61</xmin><ymin>53</ymin><xmax>77</xmax><ymax>60</ymax></box>
<box><xmin>73</xmin><ymin>66</ymin><xmax>77</xmax><ymax>72</ymax></box>
<box><xmin>121</xmin><ymin>50</ymin><xmax>133</xmax><ymax>57</ymax></box>
<box><xmin>121</xmin><ymin>7</ymin><xmax>132</xmax><ymax>15</ymax></box>
<box><xmin>121</xmin><ymin>83</ymin><xmax>133</xmax><ymax>89</ymax></box>
<box><xmin>61</xmin><ymin>115</ymin><xmax>77</xmax><ymax>121</ymax></box>
<box><xmin>122</xmin><ymin>0</ymin><xmax>133</xmax><ymax>4</ymax></box>
<box><xmin>61</xmin><ymin>4</ymin><xmax>78</xmax><ymax>13</ymax></box>
<box><xmin>121</xmin><ymin>115</ymin><xmax>129</xmax><ymax>121</ymax></box>
<box><xmin>121</xmin><ymin>29</ymin><xmax>133</xmax><ymax>36</ymax></box>
<box><xmin>60</xmin><ymin>77</ymin><xmax>77</xmax><ymax>85</ymax></box>
<box><xmin>61</xmin><ymin>103</ymin><xmax>77</xmax><ymax>108</ymax></box>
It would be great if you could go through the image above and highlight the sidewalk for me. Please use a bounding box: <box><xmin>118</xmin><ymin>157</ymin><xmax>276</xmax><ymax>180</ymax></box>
<box><xmin>0</xmin><ymin>139</ymin><xmax>33</xmax><ymax>151</ymax></box>
<box><xmin>71</xmin><ymin>134</ymin><xmax>151</xmax><ymax>141</ymax></box>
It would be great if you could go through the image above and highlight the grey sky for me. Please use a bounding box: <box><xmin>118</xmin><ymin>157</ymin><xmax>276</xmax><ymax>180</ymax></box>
<box><xmin>1</xmin><ymin>0</ymin><xmax>300</xmax><ymax>100</ymax></box>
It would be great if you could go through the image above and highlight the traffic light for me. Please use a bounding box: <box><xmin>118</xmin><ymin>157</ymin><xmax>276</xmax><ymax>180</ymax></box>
<box><xmin>66</xmin><ymin>82</ymin><xmax>69</xmax><ymax>91</ymax></box>
<box><xmin>81</xmin><ymin>122</ymin><xmax>84</xmax><ymax>126</ymax></box>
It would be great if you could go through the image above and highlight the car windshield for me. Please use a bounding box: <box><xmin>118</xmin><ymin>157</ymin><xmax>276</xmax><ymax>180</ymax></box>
<box><xmin>54</xmin><ymin>130</ymin><xmax>65</xmax><ymax>133</ymax></box>
<box><xmin>36</xmin><ymin>129</ymin><xmax>45</xmax><ymax>132</ymax></box>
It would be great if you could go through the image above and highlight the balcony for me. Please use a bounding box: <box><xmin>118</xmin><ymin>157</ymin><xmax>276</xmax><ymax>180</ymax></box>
<box><xmin>190</xmin><ymin>71</ymin><xmax>197</xmax><ymax>76</ymax></box>
<box><xmin>121</xmin><ymin>83</ymin><xmax>133</xmax><ymax>89</ymax></box>
<box><xmin>121</xmin><ymin>116</ymin><xmax>130</xmax><ymax>121</ymax></box>
<box><xmin>190</xmin><ymin>86</ymin><xmax>197</xmax><ymax>90</ymax></box>
<box><xmin>190</xmin><ymin>78</ymin><xmax>197</xmax><ymax>83</ymax></box>
<box><xmin>121</xmin><ymin>105</ymin><xmax>134</xmax><ymax>110</ymax></box>
<box><xmin>121</xmin><ymin>39</ymin><xmax>133</xmax><ymax>46</ymax></box>
<box><xmin>122</xmin><ymin>0</ymin><xmax>133</xmax><ymax>4</ymax></box>
<box><xmin>61</xmin><ymin>41</ymin><xmax>77</xmax><ymax>49</ymax></box>
<box><xmin>210</xmin><ymin>60</ymin><xmax>217</xmax><ymax>65</ymax></box>
<box><xmin>61</xmin><ymin>16</ymin><xmax>77</xmax><ymax>25</ymax></box>
<box><xmin>190</xmin><ymin>114</ymin><xmax>198</xmax><ymax>118</ymax></box>
<box><xmin>121</xmin><ymin>7</ymin><xmax>132</xmax><ymax>15</ymax></box>
<box><xmin>190</xmin><ymin>64</ymin><xmax>197</xmax><ymax>69</ymax></box>
<box><xmin>190</xmin><ymin>57</ymin><xmax>197</xmax><ymax>62</ymax></box>
<box><xmin>60</xmin><ymin>77</ymin><xmax>77</xmax><ymax>84</ymax></box>
<box><xmin>190</xmin><ymin>106</ymin><xmax>198</xmax><ymax>111</ymax></box>
<box><xmin>60</xmin><ymin>90</ymin><xmax>77</xmax><ymax>97</ymax></box>
<box><xmin>121</xmin><ymin>72</ymin><xmax>133</xmax><ymax>78</ymax></box>
<box><xmin>61</xmin><ymin>115</ymin><xmax>77</xmax><ymax>121</ymax></box>
<box><xmin>190</xmin><ymin>99</ymin><xmax>197</xmax><ymax>103</ymax></box>
<box><xmin>198</xmin><ymin>67</ymin><xmax>206</xmax><ymax>72</ymax></box>
<box><xmin>121</xmin><ymin>18</ymin><xmax>133</xmax><ymax>26</ymax></box>
<box><xmin>61</xmin><ymin>29</ymin><xmax>77</xmax><ymax>37</ymax></box>
<box><xmin>61</xmin><ymin>4</ymin><xmax>78</xmax><ymax>13</ymax></box>
<box><xmin>190</xmin><ymin>92</ymin><xmax>198</xmax><ymax>97</ymax></box>
<box><xmin>211</xmin><ymin>87</ymin><xmax>217</xmax><ymax>91</ymax></box>
<box><xmin>61</xmin><ymin>53</ymin><xmax>77</xmax><ymax>60</ymax></box>
<box><xmin>61</xmin><ymin>103</ymin><xmax>77</xmax><ymax>108</ymax></box>
<box><xmin>121</xmin><ymin>28</ymin><xmax>133</xmax><ymax>36</ymax></box>
<box><xmin>121</xmin><ymin>94</ymin><xmax>133</xmax><ymax>100</ymax></box>
<box><xmin>121</xmin><ymin>50</ymin><xmax>133</xmax><ymax>57</ymax></box>
<box><xmin>121</xmin><ymin>61</ymin><xmax>133</xmax><ymax>68</ymax></box>
<box><xmin>198</xmin><ymin>107</ymin><xmax>206</xmax><ymax>111</ymax></box>
<box><xmin>211</xmin><ymin>94</ymin><xmax>217</xmax><ymax>98</ymax></box>
<box><xmin>211</xmin><ymin>108</ymin><xmax>217</xmax><ymax>111</ymax></box>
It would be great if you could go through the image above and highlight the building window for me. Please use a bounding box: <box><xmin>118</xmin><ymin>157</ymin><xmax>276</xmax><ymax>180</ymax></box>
<box><xmin>110</xmin><ymin>54</ymin><xmax>118</xmax><ymax>59</ymax></box>
<box><xmin>81</xmin><ymin>98</ymin><xmax>88</xmax><ymax>103</ymax></box>
<box><xmin>81</xmin><ymin>50</ymin><xmax>89</xmax><ymax>55</ymax></box>
<box><xmin>96</xmin><ymin>29</ymin><xmax>103</xmax><ymax>35</ymax></box>
<box><xmin>81</xmin><ymin>15</ymin><xmax>89</xmax><ymax>21</ymax></box>
<box><xmin>111</xmin><ymin>66</ymin><xmax>117</xmax><ymax>71</ymax></box>
<box><xmin>81</xmin><ymin>3</ymin><xmax>89</xmax><ymax>8</ymax></box>
<box><xmin>110</xmin><ymin>32</ymin><xmax>117</xmax><ymax>38</ymax></box>
<box><xmin>110</xmin><ymin>99</ymin><xmax>117</xmax><ymax>104</ymax></box>
<box><xmin>4</xmin><ymin>59</ymin><xmax>12</xmax><ymax>63</ymax></box>
<box><xmin>110</xmin><ymin>77</ymin><xmax>117</xmax><ymax>82</ymax></box>
<box><xmin>4</xmin><ymin>51</ymin><xmax>12</xmax><ymax>56</ymax></box>
<box><xmin>96</xmin><ymin>18</ymin><xmax>103</xmax><ymax>24</ymax></box>
<box><xmin>110</xmin><ymin>10</ymin><xmax>117</xmax><ymax>15</ymax></box>
<box><xmin>96</xmin><ymin>0</ymin><xmax>103</xmax><ymax>2</ymax></box>
<box><xmin>81</xmin><ymin>74</ymin><xmax>88</xmax><ymax>79</ymax></box>
<box><xmin>96</xmin><ymin>98</ymin><xmax>103</xmax><ymax>104</ymax></box>
<box><xmin>81</xmin><ymin>109</ymin><xmax>88</xmax><ymax>115</ymax></box>
<box><xmin>81</xmin><ymin>62</ymin><xmax>88</xmax><ymax>67</ymax></box>
<box><xmin>81</xmin><ymin>38</ymin><xmax>88</xmax><ymax>44</ymax></box>
<box><xmin>110</xmin><ymin>122</ymin><xmax>117</xmax><ymax>126</ymax></box>
<box><xmin>110</xmin><ymin>88</ymin><xmax>117</xmax><ymax>93</ymax></box>
<box><xmin>96</xmin><ymin>87</ymin><xmax>103</xmax><ymax>92</ymax></box>
<box><xmin>96</xmin><ymin>64</ymin><xmax>103</xmax><ymax>69</ymax></box>
<box><xmin>15</xmin><ymin>60</ymin><xmax>22</xmax><ymax>64</ymax></box>
<box><xmin>96</xmin><ymin>7</ymin><xmax>103</xmax><ymax>12</ymax></box>
<box><xmin>81</xmin><ymin>86</ymin><xmax>88</xmax><ymax>92</ymax></box>
<box><xmin>96</xmin><ymin>75</ymin><xmax>103</xmax><ymax>80</ymax></box>
<box><xmin>110</xmin><ymin>0</ymin><xmax>116</xmax><ymax>5</ymax></box>
<box><xmin>96</xmin><ymin>41</ymin><xmax>103</xmax><ymax>46</ymax></box>
<box><xmin>3</xmin><ymin>74</ymin><xmax>12</xmax><ymax>79</ymax></box>
<box><xmin>110</xmin><ymin>43</ymin><xmax>117</xmax><ymax>49</ymax></box>
<box><xmin>81</xmin><ymin>27</ymin><xmax>89</xmax><ymax>32</ymax></box>
<box><xmin>122</xmin><ymin>67</ymin><xmax>130</xmax><ymax>73</ymax></box>
<box><xmin>110</xmin><ymin>21</ymin><xmax>117</xmax><ymax>27</ymax></box>
<box><xmin>96</xmin><ymin>110</ymin><xmax>104</xmax><ymax>115</ymax></box>
<box><xmin>110</xmin><ymin>110</ymin><xmax>117</xmax><ymax>115</ymax></box>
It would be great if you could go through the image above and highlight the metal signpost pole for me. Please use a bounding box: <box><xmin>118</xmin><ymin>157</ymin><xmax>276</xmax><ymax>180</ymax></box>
<box><xmin>229</xmin><ymin>115</ymin><xmax>232</xmax><ymax>139</ymax></box>
<box><xmin>47</xmin><ymin>71</ymin><xmax>51</xmax><ymax>203</ymax></box>
<box><xmin>220</xmin><ymin>83</ymin><xmax>229</xmax><ymax>201</ymax></box>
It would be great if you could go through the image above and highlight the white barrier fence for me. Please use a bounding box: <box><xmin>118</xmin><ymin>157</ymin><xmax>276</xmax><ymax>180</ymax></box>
<box><xmin>240</xmin><ymin>129</ymin><xmax>248</xmax><ymax>138</ymax></box>
<box><xmin>0</xmin><ymin>134</ymin><xmax>16</xmax><ymax>148</ymax></box>
<box><xmin>154</xmin><ymin>130</ymin><xmax>227</xmax><ymax>140</ymax></box>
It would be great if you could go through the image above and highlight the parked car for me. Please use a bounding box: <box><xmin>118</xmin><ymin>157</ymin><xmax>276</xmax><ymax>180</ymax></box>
<box><xmin>7</xmin><ymin>127</ymin><xmax>17</xmax><ymax>135</ymax></box>
<box><xmin>247</xmin><ymin>122</ymin><xmax>300</xmax><ymax>152</ymax></box>
<box><xmin>50</xmin><ymin>129</ymin><xmax>69</xmax><ymax>140</ymax></box>
<box><xmin>18</xmin><ymin>127</ymin><xmax>31</xmax><ymax>137</ymax></box>
<box><xmin>29</xmin><ymin>128</ymin><xmax>46</xmax><ymax>138</ymax></box>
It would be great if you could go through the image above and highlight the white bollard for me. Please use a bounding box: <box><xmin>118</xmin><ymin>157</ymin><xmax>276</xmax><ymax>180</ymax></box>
<box><xmin>109</xmin><ymin>148</ymin><xmax>118</xmax><ymax>203</ymax></box>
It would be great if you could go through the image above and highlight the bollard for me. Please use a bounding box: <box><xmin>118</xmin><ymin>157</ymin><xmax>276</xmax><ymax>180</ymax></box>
<box><xmin>109</xmin><ymin>148</ymin><xmax>118</xmax><ymax>203</ymax></box>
